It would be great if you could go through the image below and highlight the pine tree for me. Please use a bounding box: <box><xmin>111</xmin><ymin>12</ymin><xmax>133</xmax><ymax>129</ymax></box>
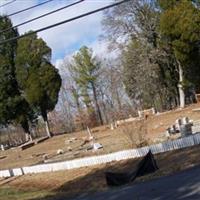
<box><xmin>70</xmin><ymin>46</ymin><xmax>103</xmax><ymax>125</ymax></box>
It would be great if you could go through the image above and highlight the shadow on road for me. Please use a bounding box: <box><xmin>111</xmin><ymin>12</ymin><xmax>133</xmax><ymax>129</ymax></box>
<box><xmin>29</xmin><ymin>148</ymin><xmax>200</xmax><ymax>200</ymax></box>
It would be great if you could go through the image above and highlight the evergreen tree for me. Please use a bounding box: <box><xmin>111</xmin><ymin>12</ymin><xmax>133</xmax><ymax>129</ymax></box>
<box><xmin>0</xmin><ymin>16</ymin><xmax>34</xmax><ymax>139</ymax></box>
<box><xmin>159</xmin><ymin>0</ymin><xmax>200</xmax><ymax>107</ymax></box>
<box><xmin>15</xmin><ymin>33</ymin><xmax>61</xmax><ymax>137</ymax></box>
<box><xmin>0</xmin><ymin>16</ymin><xmax>19</xmax><ymax>125</ymax></box>
<box><xmin>70</xmin><ymin>46</ymin><xmax>103</xmax><ymax>125</ymax></box>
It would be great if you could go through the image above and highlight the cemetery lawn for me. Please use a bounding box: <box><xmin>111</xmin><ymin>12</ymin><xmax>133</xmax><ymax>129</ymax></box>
<box><xmin>1</xmin><ymin>103</ymin><xmax>200</xmax><ymax>171</ymax></box>
<box><xmin>0</xmin><ymin>144</ymin><xmax>200</xmax><ymax>200</ymax></box>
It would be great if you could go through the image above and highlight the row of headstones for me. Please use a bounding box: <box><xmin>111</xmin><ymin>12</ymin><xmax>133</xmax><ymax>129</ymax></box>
<box><xmin>166</xmin><ymin>117</ymin><xmax>193</xmax><ymax>137</ymax></box>
<box><xmin>110</xmin><ymin>108</ymin><xmax>156</xmax><ymax>130</ymax></box>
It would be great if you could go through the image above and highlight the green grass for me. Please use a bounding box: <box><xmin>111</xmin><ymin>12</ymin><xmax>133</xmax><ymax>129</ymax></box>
<box><xmin>0</xmin><ymin>187</ymin><xmax>52</xmax><ymax>200</ymax></box>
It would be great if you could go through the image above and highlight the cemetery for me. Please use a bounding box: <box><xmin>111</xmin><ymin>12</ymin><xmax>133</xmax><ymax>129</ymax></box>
<box><xmin>1</xmin><ymin>103</ymin><xmax>200</xmax><ymax>173</ymax></box>
<box><xmin>0</xmin><ymin>0</ymin><xmax>200</xmax><ymax>199</ymax></box>
<box><xmin>1</xmin><ymin>95</ymin><xmax>200</xmax><ymax>200</ymax></box>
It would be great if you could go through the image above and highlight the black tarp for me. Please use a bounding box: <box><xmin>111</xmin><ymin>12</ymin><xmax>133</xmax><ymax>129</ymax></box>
<box><xmin>105</xmin><ymin>150</ymin><xmax>158</xmax><ymax>186</ymax></box>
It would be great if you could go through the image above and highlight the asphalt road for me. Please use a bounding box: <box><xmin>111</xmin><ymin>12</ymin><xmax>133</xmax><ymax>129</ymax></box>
<box><xmin>73</xmin><ymin>165</ymin><xmax>200</xmax><ymax>200</ymax></box>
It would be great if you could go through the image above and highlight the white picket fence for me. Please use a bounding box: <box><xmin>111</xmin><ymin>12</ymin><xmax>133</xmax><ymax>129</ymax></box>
<box><xmin>0</xmin><ymin>133</ymin><xmax>200</xmax><ymax>178</ymax></box>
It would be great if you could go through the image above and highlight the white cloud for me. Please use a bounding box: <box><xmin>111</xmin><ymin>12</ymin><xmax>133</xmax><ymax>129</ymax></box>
<box><xmin>90</xmin><ymin>40</ymin><xmax>120</xmax><ymax>59</ymax></box>
<box><xmin>1</xmin><ymin>0</ymin><xmax>114</xmax><ymax>62</ymax></box>
<box><xmin>1</xmin><ymin>0</ymin><xmax>122</xmax><ymax>113</ymax></box>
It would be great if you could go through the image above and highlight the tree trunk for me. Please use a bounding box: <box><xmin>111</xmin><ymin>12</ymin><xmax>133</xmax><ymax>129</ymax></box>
<box><xmin>21</xmin><ymin>119</ymin><xmax>32</xmax><ymax>142</ymax></box>
<box><xmin>99</xmin><ymin>88</ymin><xmax>109</xmax><ymax>124</ymax></box>
<box><xmin>91</xmin><ymin>82</ymin><xmax>103</xmax><ymax>125</ymax></box>
<box><xmin>25</xmin><ymin>133</ymin><xmax>32</xmax><ymax>142</ymax></box>
<box><xmin>75</xmin><ymin>95</ymin><xmax>85</xmax><ymax>129</ymax></box>
<box><xmin>158</xmin><ymin>90</ymin><xmax>165</xmax><ymax>111</ymax></box>
<box><xmin>116</xmin><ymin>90</ymin><xmax>122</xmax><ymax>111</ymax></box>
<box><xmin>44</xmin><ymin>120</ymin><xmax>51</xmax><ymax>138</ymax></box>
<box><xmin>41</xmin><ymin>108</ymin><xmax>52</xmax><ymax>138</ymax></box>
<box><xmin>177</xmin><ymin>61</ymin><xmax>185</xmax><ymax>108</ymax></box>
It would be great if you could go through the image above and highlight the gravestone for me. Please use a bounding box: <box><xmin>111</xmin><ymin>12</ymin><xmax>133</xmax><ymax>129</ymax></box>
<box><xmin>138</xmin><ymin>110</ymin><xmax>142</xmax><ymax>118</ymax></box>
<box><xmin>182</xmin><ymin>117</ymin><xmax>189</xmax><ymax>125</ymax></box>
<box><xmin>165</xmin><ymin>129</ymin><xmax>170</xmax><ymax>137</ymax></box>
<box><xmin>110</xmin><ymin>123</ymin><xmax>114</xmax><ymax>130</ymax></box>
<box><xmin>0</xmin><ymin>144</ymin><xmax>5</xmax><ymax>151</ymax></box>
<box><xmin>57</xmin><ymin>149</ymin><xmax>64</xmax><ymax>155</ymax></box>
<box><xmin>93</xmin><ymin>143</ymin><xmax>103</xmax><ymax>150</ymax></box>
<box><xmin>67</xmin><ymin>146</ymin><xmax>72</xmax><ymax>151</ymax></box>
<box><xmin>175</xmin><ymin>118</ymin><xmax>182</xmax><ymax>131</ymax></box>
<box><xmin>180</xmin><ymin>124</ymin><xmax>192</xmax><ymax>137</ymax></box>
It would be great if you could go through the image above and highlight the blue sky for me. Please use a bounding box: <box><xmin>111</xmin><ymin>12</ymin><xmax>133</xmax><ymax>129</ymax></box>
<box><xmin>0</xmin><ymin>0</ymin><xmax>113</xmax><ymax>64</ymax></box>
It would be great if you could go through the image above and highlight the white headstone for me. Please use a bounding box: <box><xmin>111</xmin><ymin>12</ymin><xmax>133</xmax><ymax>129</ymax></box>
<box><xmin>182</xmin><ymin>117</ymin><xmax>189</xmax><ymax>125</ymax></box>
<box><xmin>165</xmin><ymin>130</ymin><xmax>170</xmax><ymax>138</ymax></box>
<box><xmin>110</xmin><ymin>123</ymin><xmax>114</xmax><ymax>130</ymax></box>
<box><xmin>0</xmin><ymin>145</ymin><xmax>5</xmax><ymax>151</ymax></box>
<box><xmin>57</xmin><ymin>149</ymin><xmax>64</xmax><ymax>155</ymax></box>
<box><xmin>43</xmin><ymin>154</ymin><xmax>48</xmax><ymax>160</ymax></box>
<box><xmin>93</xmin><ymin>143</ymin><xmax>103</xmax><ymax>150</ymax></box>
<box><xmin>152</xmin><ymin>107</ymin><xmax>156</xmax><ymax>114</ymax></box>
<box><xmin>175</xmin><ymin>119</ymin><xmax>182</xmax><ymax>131</ymax></box>
<box><xmin>67</xmin><ymin>146</ymin><xmax>72</xmax><ymax>151</ymax></box>
<box><xmin>138</xmin><ymin>110</ymin><xmax>142</xmax><ymax>118</ymax></box>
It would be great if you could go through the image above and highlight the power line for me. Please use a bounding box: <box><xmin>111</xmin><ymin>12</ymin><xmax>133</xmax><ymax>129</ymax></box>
<box><xmin>0</xmin><ymin>0</ymin><xmax>16</xmax><ymax>8</ymax></box>
<box><xmin>0</xmin><ymin>0</ymin><xmax>131</xmax><ymax>45</ymax></box>
<box><xmin>7</xmin><ymin>0</ymin><xmax>54</xmax><ymax>17</ymax></box>
<box><xmin>0</xmin><ymin>0</ymin><xmax>84</xmax><ymax>34</ymax></box>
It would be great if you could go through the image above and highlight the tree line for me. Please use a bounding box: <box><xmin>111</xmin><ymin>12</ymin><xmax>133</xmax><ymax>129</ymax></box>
<box><xmin>102</xmin><ymin>0</ymin><xmax>200</xmax><ymax>110</ymax></box>
<box><xmin>1</xmin><ymin>0</ymin><xmax>200</xmax><ymax>137</ymax></box>
<box><xmin>0</xmin><ymin>16</ymin><xmax>61</xmax><ymax>139</ymax></box>
<box><xmin>59</xmin><ymin>0</ymin><xmax>200</xmax><ymax>129</ymax></box>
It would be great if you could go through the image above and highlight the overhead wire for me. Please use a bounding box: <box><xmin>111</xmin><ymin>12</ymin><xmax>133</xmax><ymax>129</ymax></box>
<box><xmin>0</xmin><ymin>0</ymin><xmax>84</xmax><ymax>34</ymax></box>
<box><xmin>0</xmin><ymin>0</ymin><xmax>131</xmax><ymax>45</ymax></box>
<box><xmin>7</xmin><ymin>0</ymin><xmax>54</xmax><ymax>17</ymax></box>
<box><xmin>0</xmin><ymin>0</ymin><xmax>16</xmax><ymax>8</ymax></box>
